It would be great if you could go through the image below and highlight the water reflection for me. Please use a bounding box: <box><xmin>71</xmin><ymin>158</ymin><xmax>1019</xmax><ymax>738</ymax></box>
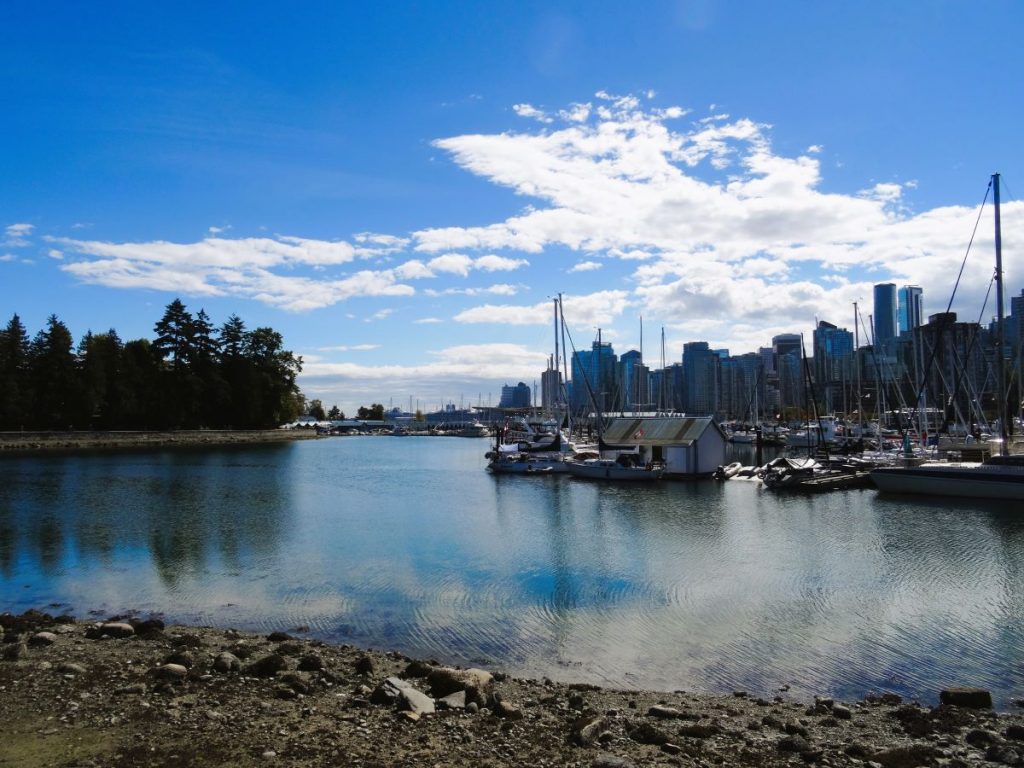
<box><xmin>1</xmin><ymin>438</ymin><xmax>1023</xmax><ymax>706</ymax></box>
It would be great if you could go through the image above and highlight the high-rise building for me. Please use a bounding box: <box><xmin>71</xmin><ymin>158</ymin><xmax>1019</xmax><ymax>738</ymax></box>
<box><xmin>874</xmin><ymin>283</ymin><xmax>898</xmax><ymax>349</ymax></box>
<box><xmin>540</xmin><ymin>356</ymin><xmax>562</xmax><ymax>412</ymax></box>
<box><xmin>570</xmin><ymin>341</ymin><xmax>617</xmax><ymax>412</ymax></box>
<box><xmin>898</xmin><ymin>285</ymin><xmax>924</xmax><ymax>334</ymax></box>
<box><xmin>771</xmin><ymin>334</ymin><xmax>804</xmax><ymax>414</ymax></box>
<box><xmin>812</xmin><ymin>320</ymin><xmax>854</xmax><ymax>413</ymax></box>
<box><xmin>683</xmin><ymin>341</ymin><xmax>719</xmax><ymax>416</ymax></box>
<box><xmin>618</xmin><ymin>350</ymin><xmax>644</xmax><ymax>411</ymax></box>
<box><xmin>499</xmin><ymin>381</ymin><xmax>532</xmax><ymax>408</ymax></box>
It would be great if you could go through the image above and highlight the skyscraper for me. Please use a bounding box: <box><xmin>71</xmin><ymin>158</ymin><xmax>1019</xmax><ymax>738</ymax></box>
<box><xmin>683</xmin><ymin>341</ymin><xmax>719</xmax><ymax>416</ymax></box>
<box><xmin>873</xmin><ymin>283</ymin><xmax>898</xmax><ymax>349</ymax></box>
<box><xmin>898</xmin><ymin>285</ymin><xmax>923</xmax><ymax>334</ymax></box>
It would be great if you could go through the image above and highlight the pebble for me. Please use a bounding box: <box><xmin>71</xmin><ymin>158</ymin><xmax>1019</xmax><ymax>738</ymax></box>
<box><xmin>152</xmin><ymin>663</ymin><xmax>188</xmax><ymax>681</ymax></box>
<box><xmin>57</xmin><ymin>662</ymin><xmax>87</xmax><ymax>675</ymax></box>
<box><xmin>29</xmin><ymin>631</ymin><xmax>57</xmax><ymax>646</ymax></box>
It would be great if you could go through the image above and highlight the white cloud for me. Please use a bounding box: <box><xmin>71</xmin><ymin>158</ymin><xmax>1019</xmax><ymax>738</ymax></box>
<box><xmin>473</xmin><ymin>254</ymin><xmax>529</xmax><ymax>271</ymax></box>
<box><xmin>4</xmin><ymin>223</ymin><xmax>34</xmax><ymax>247</ymax></box>
<box><xmin>568</xmin><ymin>260</ymin><xmax>602</xmax><ymax>273</ymax></box>
<box><xmin>513</xmin><ymin>103</ymin><xmax>553</xmax><ymax>123</ymax></box>
<box><xmin>807</xmin><ymin>144</ymin><xmax>823</xmax><ymax>154</ymax></box>
<box><xmin>51</xmin><ymin>234</ymin><xmax>415</xmax><ymax>311</ymax></box>
<box><xmin>427</xmin><ymin>253</ymin><xmax>474</xmax><ymax>276</ymax></box>
<box><xmin>48</xmin><ymin>249</ymin><xmax>63</xmax><ymax>260</ymax></box>
<box><xmin>424</xmin><ymin>283</ymin><xmax>522</xmax><ymax>297</ymax></box>
<box><xmin>453</xmin><ymin>290</ymin><xmax>630</xmax><ymax>328</ymax></box>
<box><xmin>0</xmin><ymin>254</ymin><xmax>16</xmax><ymax>262</ymax></box>
<box><xmin>318</xmin><ymin>344</ymin><xmax>380</xmax><ymax>352</ymax></box>
<box><xmin>414</xmin><ymin>317</ymin><xmax>443</xmax><ymax>324</ymax></box>
<box><xmin>208</xmin><ymin>225</ymin><xmax>232</xmax><ymax>234</ymax></box>
<box><xmin>365</xmin><ymin>308</ymin><xmax>393</xmax><ymax>322</ymax></box>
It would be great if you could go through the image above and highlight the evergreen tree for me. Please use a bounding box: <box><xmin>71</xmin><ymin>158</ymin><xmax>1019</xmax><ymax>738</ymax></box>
<box><xmin>0</xmin><ymin>314</ymin><xmax>31</xmax><ymax>429</ymax></box>
<box><xmin>77</xmin><ymin>330</ymin><xmax>123</xmax><ymax>428</ymax></box>
<box><xmin>29</xmin><ymin>315</ymin><xmax>77</xmax><ymax>429</ymax></box>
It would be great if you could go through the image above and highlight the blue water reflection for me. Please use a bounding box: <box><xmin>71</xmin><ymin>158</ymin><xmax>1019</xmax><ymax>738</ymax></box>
<box><xmin>2</xmin><ymin>438</ymin><xmax>1023</xmax><ymax>706</ymax></box>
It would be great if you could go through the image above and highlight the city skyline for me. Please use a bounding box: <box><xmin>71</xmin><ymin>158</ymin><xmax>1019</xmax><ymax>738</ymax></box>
<box><xmin>2</xmin><ymin>3</ymin><xmax>1022</xmax><ymax>416</ymax></box>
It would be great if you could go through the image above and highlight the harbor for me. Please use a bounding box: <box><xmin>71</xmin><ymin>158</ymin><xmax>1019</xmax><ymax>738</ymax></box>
<box><xmin>2</xmin><ymin>436</ymin><xmax>1022</xmax><ymax>709</ymax></box>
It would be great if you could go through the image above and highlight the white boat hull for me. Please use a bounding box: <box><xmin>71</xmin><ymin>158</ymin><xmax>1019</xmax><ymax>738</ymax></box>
<box><xmin>565</xmin><ymin>461</ymin><xmax>663</xmax><ymax>481</ymax></box>
<box><xmin>870</xmin><ymin>463</ymin><xmax>1024</xmax><ymax>500</ymax></box>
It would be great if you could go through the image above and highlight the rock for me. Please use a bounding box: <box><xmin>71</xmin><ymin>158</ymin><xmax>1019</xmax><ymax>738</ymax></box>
<box><xmin>965</xmin><ymin>728</ymin><xmax>1001</xmax><ymax>747</ymax></box>
<box><xmin>438</xmin><ymin>690</ymin><xmax>466</xmax><ymax>710</ymax></box>
<box><xmin>629</xmin><ymin>720</ymin><xmax>670</xmax><ymax>745</ymax></box>
<box><xmin>29</xmin><ymin>631</ymin><xmax>57</xmax><ymax>646</ymax></box>
<box><xmin>2</xmin><ymin>642</ymin><xmax>27</xmax><ymax>661</ymax></box>
<box><xmin>647</xmin><ymin>705</ymin><xmax>682</xmax><ymax>719</ymax></box>
<box><xmin>296</xmin><ymin>654</ymin><xmax>324</xmax><ymax>671</ymax></box>
<box><xmin>130</xmin><ymin>618</ymin><xmax>165</xmax><ymax>637</ymax></box>
<box><xmin>778</xmin><ymin>735</ymin><xmax>811</xmax><ymax>754</ymax></box>
<box><xmin>353</xmin><ymin>655</ymin><xmax>374</xmax><ymax>676</ymax></box>
<box><xmin>940</xmin><ymin>687</ymin><xmax>993</xmax><ymax>709</ymax></box>
<box><xmin>592</xmin><ymin>755</ymin><xmax>636</xmax><ymax>768</ymax></box>
<box><xmin>274</xmin><ymin>686</ymin><xmax>297</xmax><ymax>700</ymax></box>
<box><xmin>164</xmin><ymin>651</ymin><xmax>194</xmax><ymax>668</ymax></box>
<box><xmin>871</xmin><ymin>744</ymin><xmax>940</xmax><ymax>768</ymax></box>
<box><xmin>679</xmin><ymin>722</ymin><xmax>722</xmax><ymax>738</ymax></box>
<box><xmin>275</xmin><ymin>641</ymin><xmax>303</xmax><ymax>656</ymax></box>
<box><xmin>246</xmin><ymin>654</ymin><xmax>288</xmax><ymax>678</ymax></box>
<box><xmin>833</xmin><ymin>704</ymin><xmax>853</xmax><ymax>719</ymax></box>
<box><xmin>1007</xmin><ymin>725</ymin><xmax>1024</xmax><ymax>741</ymax></box>
<box><xmin>370</xmin><ymin>676</ymin><xmax>435</xmax><ymax>716</ymax></box>
<box><xmin>266</xmin><ymin>631</ymin><xmax>292</xmax><ymax>642</ymax></box>
<box><xmin>115</xmin><ymin>683</ymin><xmax>147</xmax><ymax>695</ymax></box>
<box><xmin>572</xmin><ymin>714</ymin><xmax>609</xmax><ymax>747</ymax></box>
<box><xmin>100</xmin><ymin>622</ymin><xmax>135</xmax><ymax>638</ymax></box>
<box><xmin>152</xmin><ymin>663</ymin><xmax>188</xmax><ymax>681</ymax></box>
<box><xmin>465</xmin><ymin>701</ymin><xmax>479</xmax><ymax>714</ymax></box>
<box><xmin>426</xmin><ymin>667</ymin><xmax>493</xmax><ymax>705</ymax></box>
<box><xmin>213</xmin><ymin>652</ymin><xmax>241</xmax><ymax>673</ymax></box>
<box><xmin>57</xmin><ymin>662</ymin><xmax>86</xmax><ymax>675</ymax></box>
<box><xmin>892</xmin><ymin>705</ymin><xmax>933</xmax><ymax>737</ymax></box>
<box><xmin>661</xmin><ymin>742</ymin><xmax>682</xmax><ymax>755</ymax></box>
<box><xmin>403</xmin><ymin>659</ymin><xmax>433</xmax><ymax>678</ymax></box>
<box><xmin>492</xmin><ymin>699</ymin><xmax>523</xmax><ymax>720</ymax></box>
<box><xmin>785</xmin><ymin>720</ymin><xmax>809</xmax><ymax>738</ymax></box>
<box><xmin>986</xmin><ymin>745</ymin><xmax>1021</xmax><ymax>765</ymax></box>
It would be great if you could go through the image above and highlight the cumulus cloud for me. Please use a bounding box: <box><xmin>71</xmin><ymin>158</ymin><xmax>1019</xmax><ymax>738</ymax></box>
<box><xmin>569</xmin><ymin>260</ymin><xmax>602</xmax><ymax>273</ymax></box>
<box><xmin>318</xmin><ymin>344</ymin><xmax>380</xmax><ymax>352</ymax></box>
<box><xmin>50</xmin><ymin>234</ymin><xmax>416</xmax><ymax>311</ymax></box>
<box><xmin>513</xmin><ymin>103</ymin><xmax>553</xmax><ymax>123</ymax></box>
<box><xmin>453</xmin><ymin>290</ymin><xmax>630</xmax><ymax>328</ymax></box>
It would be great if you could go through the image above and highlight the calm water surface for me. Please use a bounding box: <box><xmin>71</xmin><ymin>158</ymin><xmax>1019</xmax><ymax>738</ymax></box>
<box><xmin>2</xmin><ymin>437</ymin><xmax>1023</xmax><ymax>706</ymax></box>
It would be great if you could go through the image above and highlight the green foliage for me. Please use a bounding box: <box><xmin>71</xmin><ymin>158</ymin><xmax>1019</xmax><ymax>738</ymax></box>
<box><xmin>0</xmin><ymin>300</ymin><xmax>306</xmax><ymax>431</ymax></box>
<box><xmin>356</xmin><ymin>403</ymin><xmax>385</xmax><ymax>420</ymax></box>
<box><xmin>327</xmin><ymin>405</ymin><xmax>343</xmax><ymax>420</ymax></box>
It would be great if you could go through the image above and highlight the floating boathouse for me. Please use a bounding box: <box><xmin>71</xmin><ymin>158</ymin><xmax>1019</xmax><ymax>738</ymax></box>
<box><xmin>601</xmin><ymin>416</ymin><xmax>728</xmax><ymax>478</ymax></box>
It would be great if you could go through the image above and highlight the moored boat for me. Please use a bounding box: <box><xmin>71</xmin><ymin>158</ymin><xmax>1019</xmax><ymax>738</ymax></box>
<box><xmin>564</xmin><ymin>455</ymin><xmax>663</xmax><ymax>481</ymax></box>
<box><xmin>870</xmin><ymin>454</ymin><xmax>1024</xmax><ymax>500</ymax></box>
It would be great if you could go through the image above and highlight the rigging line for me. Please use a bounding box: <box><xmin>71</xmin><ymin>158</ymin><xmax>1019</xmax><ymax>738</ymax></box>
<box><xmin>945</xmin><ymin>180</ymin><xmax>992</xmax><ymax>315</ymax></box>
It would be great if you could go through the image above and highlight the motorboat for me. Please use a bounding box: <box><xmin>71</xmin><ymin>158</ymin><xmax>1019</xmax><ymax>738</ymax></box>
<box><xmin>713</xmin><ymin>462</ymin><xmax>742</xmax><ymax>480</ymax></box>
<box><xmin>456</xmin><ymin>421</ymin><xmax>491</xmax><ymax>438</ymax></box>
<box><xmin>870</xmin><ymin>454</ymin><xmax>1024</xmax><ymax>500</ymax></box>
<box><xmin>487</xmin><ymin>452</ymin><xmax>571</xmax><ymax>474</ymax></box>
<box><xmin>564</xmin><ymin>454</ymin><xmax>663</xmax><ymax>481</ymax></box>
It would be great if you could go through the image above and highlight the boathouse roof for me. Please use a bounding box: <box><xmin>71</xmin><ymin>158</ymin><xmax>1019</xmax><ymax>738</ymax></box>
<box><xmin>601</xmin><ymin>416</ymin><xmax>726</xmax><ymax>446</ymax></box>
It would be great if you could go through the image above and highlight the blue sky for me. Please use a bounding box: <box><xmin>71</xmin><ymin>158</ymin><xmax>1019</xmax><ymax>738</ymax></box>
<box><xmin>2</xmin><ymin>2</ymin><xmax>1022</xmax><ymax>414</ymax></box>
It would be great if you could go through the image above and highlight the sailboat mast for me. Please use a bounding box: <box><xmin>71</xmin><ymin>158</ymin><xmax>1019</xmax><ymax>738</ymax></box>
<box><xmin>994</xmin><ymin>172</ymin><xmax>1008</xmax><ymax>455</ymax></box>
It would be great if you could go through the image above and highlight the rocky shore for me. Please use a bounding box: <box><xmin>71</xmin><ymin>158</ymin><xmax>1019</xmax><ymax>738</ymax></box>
<box><xmin>2</xmin><ymin>611</ymin><xmax>1023</xmax><ymax>768</ymax></box>
<box><xmin>0</xmin><ymin>429</ymin><xmax>320</xmax><ymax>454</ymax></box>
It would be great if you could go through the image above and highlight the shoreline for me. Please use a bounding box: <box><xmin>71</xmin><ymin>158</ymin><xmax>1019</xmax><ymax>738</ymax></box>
<box><xmin>0</xmin><ymin>429</ymin><xmax>321</xmax><ymax>454</ymax></box>
<box><xmin>2</xmin><ymin>610</ymin><xmax>1023</xmax><ymax>767</ymax></box>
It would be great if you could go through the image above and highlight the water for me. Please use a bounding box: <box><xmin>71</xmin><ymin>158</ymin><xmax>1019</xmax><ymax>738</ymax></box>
<box><xmin>2</xmin><ymin>437</ymin><xmax>1024</xmax><ymax>707</ymax></box>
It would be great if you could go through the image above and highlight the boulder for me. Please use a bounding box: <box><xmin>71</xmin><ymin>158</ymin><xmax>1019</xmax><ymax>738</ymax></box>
<box><xmin>371</xmin><ymin>676</ymin><xmax>435</xmax><ymax>716</ymax></box>
<box><xmin>246</xmin><ymin>654</ymin><xmax>288</xmax><ymax>678</ymax></box>
<box><xmin>571</xmin><ymin>714</ymin><xmax>609</xmax><ymax>747</ymax></box>
<box><xmin>100</xmin><ymin>622</ymin><xmax>135</xmax><ymax>638</ymax></box>
<box><xmin>871</xmin><ymin>744</ymin><xmax>941</xmax><ymax>768</ymax></box>
<box><xmin>29</xmin><ymin>632</ymin><xmax>57</xmax><ymax>646</ymax></box>
<box><xmin>213</xmin><ymin>652</ymin><xmax>242</xmax><ymax>673</ymax></box>
<box><xmin>647</xmin><ymin>705</ymin><xmax>682</xmax><ymax>719</ymax></box>
<box><xmin>940</xmin><ymin>687</ymin><xmax>993</xmax><ymax>709</ymax></box>
<box><xmin>152</xmin><ymin>663</ymin><xmax>188</xmax><ymax>681</ymax></box>
<box><xmin>592</xmin><ymin>755</ymin><xmax>637</xmax><ymax>768</ymax></box>
<box><xmin>427</xmin><ymin>667</ymin><xmax>492</xmax><ymax>706</ymax></box>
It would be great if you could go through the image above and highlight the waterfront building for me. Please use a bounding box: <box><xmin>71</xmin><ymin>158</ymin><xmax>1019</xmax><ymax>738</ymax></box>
<box><xmin>682</xmin><ymin>342</ymin><xmax>719</xmax><ymax>416</ymax></box>
<box><xmin>898</xmin><ymin>285</ymin><xmax>924</xmax><ymax>335</ymax></box>
<box><xmin>499</xmin><ymin>381</ymin><xmax>532</xmax><ymax>409</ymax></box>
<box><xmin>600</xmin><ymin>416</ymin><xmax>728</xmax><ymax>477</ymax></box>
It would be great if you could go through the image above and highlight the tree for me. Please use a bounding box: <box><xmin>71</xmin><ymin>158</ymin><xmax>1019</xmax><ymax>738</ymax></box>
<box><xmin>77</xmin><ymin>330</ymin><xmax>123</xmax><ymax>428</ymax></box>
<box><xmin>29</xmin><ymin>315</ymin><xmax>77</xmax><ymax>429</ymax></box>
<box><xmin>245</xmin><ymin>327</ymin><xmax>303</xmax><ymax>427</ymax></box>
<box><xmin>0</xmin><ymin>313</ymin><xmax>31</xmax><ymax>429</ymax></box>
<box><xmin>307</xmin><ymin>399</ymin><xmax>326</xmax><ymax>421</ymax></box>
<box><xmin>327</xmin><ymin>405</ymin><xmax>343</xmax><ymax>420</ymax></box>
<box><xmin>357</xmin><ymin>403</ymin><xmax>385</xmax><ymax>420</ymax></box>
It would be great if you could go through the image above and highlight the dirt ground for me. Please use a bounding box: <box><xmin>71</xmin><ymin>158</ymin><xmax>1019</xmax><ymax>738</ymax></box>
<box><xmin>2</xmin><ymin>610</ymin><xmax>1023</xmax><ymax>768</ymax></box>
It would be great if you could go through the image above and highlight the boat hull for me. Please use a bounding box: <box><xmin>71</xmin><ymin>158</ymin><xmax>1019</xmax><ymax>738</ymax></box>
<box><xmin>870</xmin><ymin>464</ymin><xmax>1024</xmax><ymax>500</ymax></box>
<box><xmin>565</xmin><ymin>461</ymin><xmax>663</xmax><ymax>481</ymax></box>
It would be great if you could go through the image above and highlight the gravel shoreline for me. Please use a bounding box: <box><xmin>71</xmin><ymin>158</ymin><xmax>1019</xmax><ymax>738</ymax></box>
<box><xmin>2</xmin><ymin>610</ymin><xmax>1023</xmax><ymax>768</ymax></box>
<box><xmin>0</xmin><ymin>429</ymin><xmax>320</xmax><ymax>454</ymax></box>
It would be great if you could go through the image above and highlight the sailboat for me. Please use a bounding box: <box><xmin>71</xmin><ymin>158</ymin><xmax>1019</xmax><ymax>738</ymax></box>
<box><xmin>871</xmin><ymin>173</ymin><xmax>1024</xmax><ymax>500</ymax></box>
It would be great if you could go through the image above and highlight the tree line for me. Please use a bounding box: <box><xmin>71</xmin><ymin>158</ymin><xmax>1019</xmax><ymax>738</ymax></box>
<box><xmin>0</xmin><ymin>299</ymin><xmax>305</xmax><ymax>431</ymax></box>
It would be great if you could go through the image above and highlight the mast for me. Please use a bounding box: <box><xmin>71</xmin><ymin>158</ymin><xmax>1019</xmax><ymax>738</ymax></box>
<box><xmin>994</xmin><ymin>172</ymin><xmax>1009</xmax><ymax>455</ymax></box>
<box><xmin>854</xmin><ymin>301</ymin><xmax>862</xmax><ymax>435</ymax></box>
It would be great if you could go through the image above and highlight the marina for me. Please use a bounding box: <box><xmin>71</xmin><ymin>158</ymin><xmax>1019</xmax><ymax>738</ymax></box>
<box><xmin>2</xmin><ymin>436</ymin><xmax>1023</xmax><ymax>708</ymax></box>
